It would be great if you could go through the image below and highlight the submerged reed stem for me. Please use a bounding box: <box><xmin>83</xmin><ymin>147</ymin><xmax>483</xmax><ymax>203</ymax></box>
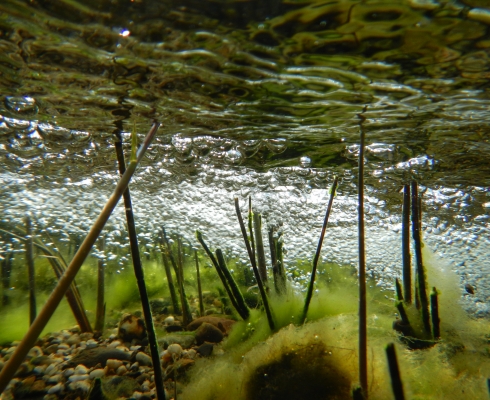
<box><xmin>395</xmin><ymin>278</ymin><xmax>403</xmax><ymax>302</ymax></box>
<box><xmin>357</xmin><ymin>111</ymin><xmax>368</xmax><ymax>398</ymax></box>
<box><xmin>194</xmin><ymin>250</ymin><xmax>204</xmax><ymax>317</ymax></box>
<box><xmin>430</xmin><ymin>287</ymin><xmax>440</xmax><ymax>340</ymax></box>
<box><xmin>411</xmin><ymin>181</ymin><xmax>431</xmax><ymax>334</ymax></box>
<box><xmin>253</xmin><ymin>213</ymin><xmax>268</xmax><ymax>285</ymax></box>
<box><xmin>300</xmin><ymin>176</ymin><xmax>338</xmax><ymax>325</ymax></box>
<box><xmin>159</xmin><ymin>228</ymin><xmax>180</xmax><ymax>315</ymax></box>
<box><xmin>0</xmin><ymin>122</ymin><xmax>159</xmax><ymax>395</ymax></box>
<box><xmin>114</xmin><ymin>128</ymin><xmax>166</xmax><ymax>400</ymax></box>
<box><xmin>402</xmin><ymin>184</ymin><xmax>411</xmax><ymax>303</ymax></box>
<box><xmin>25</xmin><ymin>216</ymin><xmax>36</xmax><ymax>325</ymax></box>
<box><xmin>386</xmin><ymin>343</ymin><xmax>405</xmax><ymax>400</ymax></box>
<box><xmin>94</xmin><ymin>236</ymin><xmax>105</xmax><ymax>332</ymax></box>
<box><xmin>234</xmin><ymin>199</ymin><xmax>275</xmax><ymax>331</ymax></box>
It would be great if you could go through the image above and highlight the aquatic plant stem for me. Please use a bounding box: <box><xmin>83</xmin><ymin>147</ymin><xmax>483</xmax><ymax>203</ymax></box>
<box><xmin>194</xmin><ymin>250</ymin><xmax>204</xmax><ymax>316</ymax></box>
<box><xmin>395</xmin><ymin>278</ymin><xmax>403</xmax><ymax>302</ymax></box>
<box><xmin>358</xmin><ymin>111</ymin><xmax>368</xmax><ymax>399</ymax></box>
<box><xmin>411</xmin><ymin>181</ymin><xmax>431</xmax><ymax>334</ymax></box>
<box><xmin>253</xmin><ymin>213</ymin><xmax>268</xmax><ymax>285</ymax></box>
<box><xmin>248</xmin><ymin>196</ymin><xmax>255</xmax><ymax>263</ymax></box>
<box><xmin>301</xmin><ymin>176</ymin><xmax>338</xmax><ymax>324</ymax></box>
<box><xmin>94</xmin><ymin>236</ymin><xmax>105</xmax><ymax>332</ymax></box>
<box><xmin>234</xmin><ymin>198</ymin><xmax>275</xmax><ymax>331</ymax></box>
<box><xmin>386</xmin><ymin>343</ymin><xmax>405</xmax><ymax>400</ymax></box>
<box><xmin>430</xmin><ymin>287</ymin><xmax>440</xmax><ymax>340</ymax></box>
<box><xmin>114</xmin><ymin>128</ymin><xmax>166</xmax><ymax>400</ymax></box>
<box><xmin>176</xmin><ymin>235</ymin><xmax>193</xmax><ymax>325</ymax></box>
<box><xmin>216</xmin><ymin>249</ymin><xmax>250</xmax><ymax>319</ymax></box>
<box><xmin>159</xmin><ymin>237</ymin><xmax>180</xmax><ymax>314</ymax></box>
<box><xmin>0</xmin><ymin>122</ymin><xmax>159</xmax><ymax>396</ymax></box>
<box><xmin>402</xmin><ymin>184</ymin><xmax>411</xmax><ymax>303</ymax></box>
<box><xmin>25</xmin><ymin>216</ymin><xmax>36</xmax><ymax>325</ymax></box>
<box><xmin>195</xmin><ymin>231</ymin><xmax>243</xmax><ymax>319</ymax></box>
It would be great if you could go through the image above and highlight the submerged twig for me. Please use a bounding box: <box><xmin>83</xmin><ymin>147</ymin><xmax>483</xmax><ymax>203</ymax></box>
<box><xmin>411</xmin><ymin>181</ymin><xmax>430</xmax><ymax>334</ymax></box>
<box><xmin>357</xmin><ymin>110</ymin><xmax>368</xmax><ymax>398</ymax></box>
<box><xmin>114</xmin><ymin>127</ymin><xmax>166</xmax><ymax>400</ymax></box>
<box><xmin>194</xmin><ymin>250</ymin><xmax>204</xmax><ymax>317</ymax></box>
<box><xmin>386</xmin><ymin>343</ymin><xmax>405</xmax><ymax>400</ymax></box>
<box><xmin>25</xmin><ymin>217</ymin><xmax>36</xmax><ymax>325</ymax></box>
<box><xmin>234</xmin><ymin>199</ymin><xmax>275</xmax><ymax>331</ymax></box>
<box><xmin>0</xmin><ymin>122</ymin><xmax>160</xmax><ymax>396</ymax></box>
<box><xmin>300</xmin><ymin>176</ymin><xmax>338</xmax><ymax>325</ymax></box>
<box><xmin>402</xmin><ymin>184</ymin><xmax>411</xmax><ymax>303</ymax></box>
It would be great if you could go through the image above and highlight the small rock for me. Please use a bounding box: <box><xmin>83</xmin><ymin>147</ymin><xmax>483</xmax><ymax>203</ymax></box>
<box><xmin>116</xmin><ymin>365</ymin><xmax>128</xmax><ymax>375</ymax></box>
<box><xmin>106</xmin><ymin>359</ymin><xmax>123</xmax><ymax>370</ymax></box>
<box><xmin>135</xmin><ymin>352</ymin><xmax>152</xmax><ymax>367</ymax></box>
<box><xmin>187</xmin><ymin>316</ymin><xmax>236</xmax><ymax>334</ymax></box>
<box><xmin>89</xmin><ymin>368</ymin><xmax>105</xmax><ymax>379</ymax></box>
<box><xmin>158</xmin><ymin>334</ymin><xmax>195</xmax><ymax>349</ymax></box>
<box><xmin>197</xmin><ymin>343</ymin><xmax>214</xmax><ymax>357</ymax></box>
<box><xmin>75</xmin><ymin>365</ymin><xmax>89</xmax><ymax>375</ymax></box>
<box><xmin>164</xmin><ymin>316</ymin><xmax>175</xmax><ymax>326</ymax></box>
<box><xmin>47</xmin><ymin>383</ymin><xmax>64</xmax><ymax>394</ymax></box>
<box><xmin>167</xmin><ymin>344</ymin><xmax>183</xmax><ymax>358</ymax></box>
<box><xmin>69</xmin><ymin>374</ymin><xmax>89</xmax><ymax>382</ymax></box>
<box><xmin>66</xmin><ymin>334</ymin><xmax>81</xmax><ymax>346</ymax></box>
<box><xmin>118</xmin><ymin>314</ymin><xmax>146</xmax><ymax>342</ymax></box>
<box><xmin>65</xmin><ymin>347</ymin><xmax>130</xmax><ymax>368</ymax></box>
<box><xmin>195</xmin><ymin>323</ymin><xmax>224</xmax><ymax>345</ymax></box>
<box><xmin>101</xmin><ymin>375</ymin><xmax>139</xmax><ymax>399</ymax></box>
<box><xmin>44</xmin><ymin>344</ymin><xmax>59</xmax><ymax>354</ymax></box>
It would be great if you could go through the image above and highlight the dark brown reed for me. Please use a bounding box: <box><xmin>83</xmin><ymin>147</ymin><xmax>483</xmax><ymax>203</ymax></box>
<box><xmin>114</xmin><ymin>128</ymin><xmax>166</xmax><ymax>400</ymax></box>
<box><xmin>216</xmin><ymin>249</ymin><xmax>250</xmax><ymax>320</ymax></box>
<box><xmin>300</xmin><ymin>176</ymin><xmax>338</xmax><ymax>325</ymax></box>
<box><xmin>357</xmin><ymin>111</ymin><xmax>368</xmax><ymax>398</ymax></box>
<box><xmin>0</xmin><ymin>122</ymin><xmax>160</xmax><ymax>395</ymax></box>
<box><xmin>234</xmin><ymin>198</ymin><xmax>275</xmax><ymax>331</ymax></box>
<box><xmin>386</xmin><ymin>343</ymin><xmax>405</xmax><ymax>400</ymax></box>
<box><xmin>411</xmin><ymin>181</ymin><xmax>431</xmax><ymax>334</ymax></box>
<box><xmin>430</xmin><ymin>287</ymin><xmax>440</xmax><ymax>339</ymax></box>
<box><xmin>25</xmin><ymin>216</ymin><xmax>36</xmax><ymax>325</ymax></box>
<box><xmin>253</xmin><ymin>213</ymin><xmax>268</xmax><ymax>285</ymax></box>
<box><xmin>248</xmin><ymin>196</ymin><xmax>255</xmax><ymax>262</ymax></box>
<box><xmin>402</xmin><ymin>184</ymin><xmax>411</xmax><ymax>303</ymax></box>
<box><xmin>159</xmin><ymin>229</ymin><xmax>180</xmax><ymax>315</ymax></box>
<box><xmin>94</xmin><ymin>236</ymin><xmax>105</xmax><ymax>332</ymax></box>
<box><xmin>395</xmin><ymin>278</ymin><xmax>403</xmax><ymax>302</ymax></box>
<box><xmin>194</xmin><ymin>250</ymin><xmax>204</xmax><ymax>316</ymax></box>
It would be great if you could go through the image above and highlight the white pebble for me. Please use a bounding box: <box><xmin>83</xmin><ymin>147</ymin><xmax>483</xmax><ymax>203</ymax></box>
<box><xmin>135</xmin><ymin>352</ymin><xmax>152</xmax><ymax>366</ymax></box>
<box><xmin>28</xmin><ymin>346</ymin><xmax>43</xmax><ymax>358</ymax></box>
<box><xmin>167</xmin><ymin>344</ymin><xmax>182</xmax><ymax>358</ymax></box>
<box><xmin>116</xmin><ymin>365</ymin><xmax>128</xmax><ymax>375</ymax></box>
<box><xmin>164</xmin><ymin>316</ymin><xmax>175</xmax><ymax>325</ymax></box>
<box><xmin>45</xmin><ymin>363</ymin><xmax>58</xmax><ymax>375</ymax></box>
<box><xmin>33</xmin><ymin>365</ymin><xmax>46</xmax><ymax>374</ymax></box>
<box><xmin>58</xmin><ymin>344</ymin><xmax>69</xmax><ymax>351</ymax></box>
<box><xmin>108</xmin><ymin>340</ymin><xmax>121</xmax><ymax>349</ymax></box>
<box><xmin>186</xmin><ymin>349</ymin><xmax>197</xmax><ymax>359</ymax></box>
<box><xmin>86</xmin><ymin>339</ymin><xmax>98</xmax><ymax>349</ymax></box>
<box><xmin>48</xmin><ymin>383</ymin><xmax>64</xmax><ymax>394</ymax></box>
<box><xmin>46</xmin><ymin>374</ymin><xmax>63</xmax><ymax>384</ymax></box>
<box><xmin>132</xmin><ymin>391</ymin><xmax>143</xmax><ymax>399</ymax></box>
<box><xmin>63</xmin><ymin>368</ymin><xmax>75</xmax><ymax>377</ymax></box>
<box><xmin>109</xmin><ymin>333</ymin><xmax>117</xmax><ymax>340</ymax></box>
<box><xmin>75</xmin><ymin>365</ymin><xmax>88</xmax><ymax>375</ymax></box>
<box><xmin>89</xmin><ymin>369</ymin><xmax>105</xmax><ymax>379</ymax></box>
<box><xmin>69</xmin><ymin>374</ymin><xmax>89</xmax><ymax>382</ymax></box>
<box><xmin>106</xmin><ymin>359</ymin><xmax>123</xmax><ymax>370</ymax></box>
<box><xmin>130</xmin><ymin>345</ymin><xmax>141</xmax><ymax>351</ymax></box>
<box><xmin>141</xmin><ymin>380</ymin><xmax>151</xmax><ymax>392</ymax></box>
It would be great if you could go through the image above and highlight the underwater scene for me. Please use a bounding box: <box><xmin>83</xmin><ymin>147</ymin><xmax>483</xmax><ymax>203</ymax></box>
<box><xmin>0</xmin><ymin>0</ymin><xmax>489</xmax><ymax>399</ymax></box>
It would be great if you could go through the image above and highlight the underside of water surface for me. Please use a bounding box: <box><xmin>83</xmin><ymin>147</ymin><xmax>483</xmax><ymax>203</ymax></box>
<box><xmin>0</xmin><ymin>0</ymin><xmax>489</xmax><ymax>399</ymax></box>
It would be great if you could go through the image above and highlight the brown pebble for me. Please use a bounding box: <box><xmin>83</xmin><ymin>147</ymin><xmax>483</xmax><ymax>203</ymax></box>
<box><xmin>195</xmin><ymin>323</ymin><xmax>223</xmax><ymax>345</ymax></box>
<box><xmin>44</xmin><ymin>344</ymin><xmax>59</xmax><ymax>354</ymax></box>
<box><xmin>187</xmin><ymin>316</ymin><xmax>235</xmax><ymax>334</ymax></box>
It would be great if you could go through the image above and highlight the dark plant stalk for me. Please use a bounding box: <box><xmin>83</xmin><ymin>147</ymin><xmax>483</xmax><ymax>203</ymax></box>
<box><xmin>268</xmin><ymin>227</ymin><xmax>280</xmax><ymax>295</ymax></box>
<box><xmin>411</xmin><ymin>181</ymin><xmax>431</xmax><ymax>334</ymax></box>
<box><xmin>396</xmin><ymin>302</ymin><xmax>410</xmax><ymax>326</ymax></box>
<box><xmin>253</xmin><ymin>213</ymin><xmax>268</xmax><ymax>285</ymax></box>
<box><xmin>114</xmin><ymin>127</ymin><xmax>165</xmax><ymax>400</ymax></box>
<box><xmin>386</xmin><ymin>343</ymin><xmax>405</xmax><ymax>400</ymax></box>
<box><xmin>301</xmin><ymin>176</ymin><xmax>338</xmax><ymax>325</ymax></box>
<box><xmin>195</xmin><ymin>231</ymin><xmax>242</xmax><ymax>319</ymax></box>
<box><xmin>275</xmin><ymin>233</ymin><xmax>286</xmax><ymax>294</ymax></box>
<box><xmin>1</xmin><ymin>251</ymin><xmax>12</xmax><ymax>306</ymax></box>
<box><xmin>25</xmin><ymin>216</ymin><xmax>36</xmax><ymax>325</ymax></box>
<box><xmin>352</xmin><ymin>387</ymin><xmax>364</xmax><ymax>400</ymax></box>
<box><xmin>159</xmin><ymin>231</ymin><xmax>180</xmax><ymax>315</ymax></box>
<box><xmin>402</xmin><ymin>184</ymin><xmax>411</xmax><ymax>303</ymax></box>
<box><xmin>0</xmin><ymin>122</ymin><xmax>159</xmax><ymax>395</ymax></box>
<box><xmin>216</xmin><ymin>249</ymin><xmax>250</xmax><ymax>320</ymax></box>
<box><xmin>248</xmin><ymin>196</ymin><xmax>255</xmax><ymax>263</ymax></box>
<box><xmin>234</xmin><ymin>199</ymin><xmax>275</xmax><ymax>331</ymax></box>
<box><xmin>0</xmin><ymin>227</ymin><xmax>92</xmax><ymax>332</ymax></box>
<box><xmin>176</xmin><ymin>235</ymin><xmax>192</xmax><ymax>326</ymax></box>
<box><xmin>94</xmin><ymin>236</ymin><xmax>105</xmax><ymax>332</ymax></box>
<box><xmin>430</xmin><ymin>287</ymin><xmax>440</xmax><ymax>340</ymax></box>
<box><xmin>395</xmin><ymin>278</ymin><xmax>403</xmax><ymax>301</ymax></box>
<box><xmin>194</xmin><ymin>250</ymin><xmax>204</xmax><ymax>317</ymax></box>
<box><xmin>357</xmin><ymin>111</ymin><xmax>368</xmax><ymax>398</ymax></box>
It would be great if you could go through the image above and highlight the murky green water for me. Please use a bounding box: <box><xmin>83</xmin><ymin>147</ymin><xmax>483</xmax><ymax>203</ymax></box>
<box><xmin>0</xmin><ymin>0</ymin><xmax>489</xmax><ymax>322</ymax></box>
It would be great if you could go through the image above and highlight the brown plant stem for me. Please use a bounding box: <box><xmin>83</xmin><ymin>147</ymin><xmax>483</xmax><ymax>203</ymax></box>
<box><xmin>94</xmin><ymin>236</ymin><xmax>105</xmax><ymax>332</ymax></box>
<box><xmin>386</xmin><ymin>343</ymin><xmax>405</xmax><ymax>400</ymax></box>
<box><xmin>0</xmin><ymin>122</ymin><xmax>159</xmax><ymax>396</ymax></box>
<box><xmin>402</xmin><ymin>184</ymin><xmax>411</xmax><ymax>303</ymax></box>
<box><xmin>253</xmin><ymin>213</ymin><xmax>268</xmax><ymax>285</ymax></box>
<box><xmin>159</xmin><ymin>234</ymin><xmax>180</xmax><ymax>315</ymax></box>
<box><xmin>430</xmin><ymin>287</ymin><xmax>440</xmax><ymax>340</ymax></box>
<box><xmin>25</xmin><ymin>217</ymin><xmax>36</xmax><ymax>325</ymax></box>
<box><xmin>194</xmin><ymin>250</ymin><xmax>204</xmax><ymax>317</ymax></box>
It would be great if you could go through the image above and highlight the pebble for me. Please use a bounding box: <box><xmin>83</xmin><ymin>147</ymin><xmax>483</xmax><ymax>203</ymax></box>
<box><xmin>89</xmin><ymin>368</ymin><xmax>105</xmax><ymax>379</ymax></box>
<box><xmin>106</xmin><ymin>359</ymin><xmax>123</xmax><ymax>370</ymax></box>
<box><xmin>74</xmin><ymin>365</ymin><xmax>88</xmax><ymax>375</ymax></box>
<box><xmin>108</xmin><ymin>340</ymin><xmax>121</xmax><ymax>348</ymax></box>
<box><xmin>63</xmin><ymin>368</ymin><xmax>75</xmax><ymax>377</ymax></box>
<box><xmin>136</xmin><ymin>352</ymin><xmax>152</xmax><ymax>366</ymax></box>
<box><xmin>86</xmin><ymin>339</ymin><xmax>98</xmax><ymax>348</ymax></box>
<box><xmin>164</xmin><ymin>316</ymin><xmax>175</xmax><ymax>326</ymax></box>
<box><xmin>117</xmin><ymin>365</ymin><xmax>128</xmax><ymax>375</ymax></box>
<box><xmin>47</xmin><ymin>383</ymin><xmax>63</xmax><ymax>394</ymax></box>
<box><xmin>195</xmin><ymin>322</ymin><xmax>224</xmax><ymax>345</ymax></box>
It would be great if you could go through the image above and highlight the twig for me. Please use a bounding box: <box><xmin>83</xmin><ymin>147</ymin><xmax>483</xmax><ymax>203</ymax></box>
<box><xmin>357</xmin><ymin>110</ymin><xmax>368</xmax><ymax>398</ymax></box>
<box><xmin>301</xmin><ymin>176</ymin><xmax>338</xmax><ymax>324</ymax></box>
<box><xmin>0</xmin><ymin>122</ymin><xmax>160</xmax><ymax>395</ymax></box>
<box><xmin>234</xmin><ymin>199</ymin><xmax>275</xmax><ymax>331</ymax></box>
<box><xmin>194</xmin><ymin>250</ymin><xmax>204</xmax><ymax>317</ymax></box>
<box><xmin>411</xmin><ymin>181</ymin><xmax>430</xmax><ymax>334</ymax></box>
<box><xmin>386</xmin><ymin>343</ymin><xmax>405</xmax><ymax>400</ymax></box>
<box><xmin>114</xmin><ymin>127</ymin><xmax>166</xmax><ymax>400</ymax></box>
<box><xmin>402</xmin><ymin>184</ymin><xmax>411</xmax><ymax>303</ymax></box>
<box><xmin>25</xmin><ymin>217</ymin><xmax>36</xmax><ymax>325</ymax></box>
